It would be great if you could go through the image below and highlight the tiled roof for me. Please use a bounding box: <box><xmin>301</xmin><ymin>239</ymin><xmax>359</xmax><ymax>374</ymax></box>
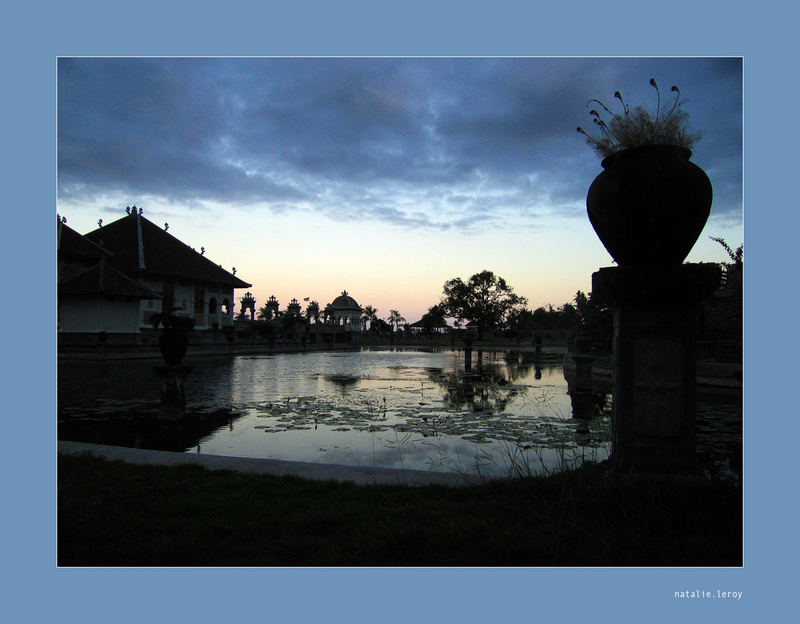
<box><xmin>57</xmin><ymin>220</ymin><xmax>112</xmax><ymax>262</ymax></box>
<box><xmin>83</xmin><ymin>212</ymin><xmax>251</xmax><ymax>288</ymax></box>
<box><xmin>58</xmin><ymin>260</ymin><xmax>162</xmax><ymax>299</ymax></box>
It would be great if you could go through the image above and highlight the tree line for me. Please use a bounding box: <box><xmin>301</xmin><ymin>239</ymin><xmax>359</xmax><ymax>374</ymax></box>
<box><xmin>236</xmin><ymin>269</ymin><xmax>614</xmax><ymax>349</ymax></box>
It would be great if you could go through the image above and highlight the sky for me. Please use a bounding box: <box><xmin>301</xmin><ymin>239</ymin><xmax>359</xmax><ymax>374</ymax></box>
<box><xmin>57</xmin><ymin>57</ymin><xmax>743</xmax><ymax>323</ymax></box>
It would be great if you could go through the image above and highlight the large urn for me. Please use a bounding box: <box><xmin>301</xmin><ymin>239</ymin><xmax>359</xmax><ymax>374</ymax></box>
<box><xmin>158</xmin><ymin>328</ymin><xmax>190</xmax><ymax>365</ymax></box>
<box><xmin>586</xmin><ymin>145</ymin><xmax>712</xmax><ymax>266</ymax></box>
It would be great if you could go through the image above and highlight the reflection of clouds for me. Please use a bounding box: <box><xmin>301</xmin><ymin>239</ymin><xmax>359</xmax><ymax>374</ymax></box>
<box><xmin>61</xmin><ymin>349</ymin><xmax>616</xmax><ymax>476</ymax></box>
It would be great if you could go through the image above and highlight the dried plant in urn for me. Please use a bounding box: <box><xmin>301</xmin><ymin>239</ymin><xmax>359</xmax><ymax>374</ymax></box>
<box><xmin>578</xmin><ymin>79</ymin><xmax>712</xmax><ymax>266</ymax></box>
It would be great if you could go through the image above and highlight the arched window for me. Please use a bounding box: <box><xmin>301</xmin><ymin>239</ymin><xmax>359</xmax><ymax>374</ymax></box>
<box><xmin>208</xmin><ymin>297</ymin><xmax>218</xmax><ymax>315</ymax></box>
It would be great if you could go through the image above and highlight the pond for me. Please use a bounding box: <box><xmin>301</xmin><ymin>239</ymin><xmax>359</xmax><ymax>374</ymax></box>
<box><xmin>58</xmin><ymin>348</ymin><xmax>613</xmax><ymax>478</ymax></box>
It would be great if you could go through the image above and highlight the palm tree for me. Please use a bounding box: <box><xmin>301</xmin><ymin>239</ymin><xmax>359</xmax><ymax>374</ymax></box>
<box><xmin>256</xmin><ymin>304</ymin><xmax>271</xmax><ymax>320</ymax></box>
<box><xmin>306</xmin><ymin>300</ymin><xmax>320</xmax><ymax>324</ymax></box>
<box><xmin>362</xmin><ymin>304</ymin><xmax>378</xmax><ymax>332</ymax></box>
<box><xmin>388</xmin><ymin>309</ymin><xmax>405</xmax><ymax>333</ymax></box>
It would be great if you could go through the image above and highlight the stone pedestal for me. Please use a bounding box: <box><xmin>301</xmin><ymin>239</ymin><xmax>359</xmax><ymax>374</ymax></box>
<box><xmin>153</xmin><ymin>365</ymin><xmax>194</xmax><ymax>420</ymax></box>
<box><xmin>569</xmin><ymin>353</ymin><xmax>597</xmax><ymax>420</ymax></box>
<box><xmin>592</xmin><ymin>264</ymin><xmax>720</xmax><ymax>472</ymax></box>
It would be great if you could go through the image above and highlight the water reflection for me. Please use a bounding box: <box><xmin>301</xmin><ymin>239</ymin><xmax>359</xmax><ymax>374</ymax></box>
<box><xmin>323</xmin><ymin>374</ymin><xmax>360</xmax><ymax>395</ymax></box>
<box><xmin>58</xmin><ymin>409</ymin><xmax>241</xmax><ymax>452</ymax></box>
<box><xmin>425</xmin><ymin>368</ymin><xmax>519</xmax><ymax>414</ymax></box>
<box><xmin>57</xmin><ymin>348</ymin><xmax>738</xmax><ymax>478</ymax></box>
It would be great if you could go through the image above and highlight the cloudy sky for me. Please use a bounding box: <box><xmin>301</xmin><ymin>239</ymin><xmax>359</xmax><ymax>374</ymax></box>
<box><xmin>57</xmin><ymin>57</ymin><xmax>742</xmax><ymax>322</ymax></box>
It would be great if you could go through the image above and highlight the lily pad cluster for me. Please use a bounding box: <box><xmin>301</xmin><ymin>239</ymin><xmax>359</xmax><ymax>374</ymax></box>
<box><xmin>251</xmin><ymin>370</ymin><xmax>612</xmax><ymax>467</ymax></box>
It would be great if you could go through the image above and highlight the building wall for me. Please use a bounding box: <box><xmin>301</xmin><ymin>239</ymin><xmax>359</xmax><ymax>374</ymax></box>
<box><xmin>332</xmin><ymin>310</ymin><xmax>362</xmax><ymax>332</ymax></box>
<box><xmin>59</xmin><ymin>297</ymin><xmax>141</xmax><ymax>333</ymax></box>
<box><xmin>136</xmin><ymin>277</ymin><xmax>235</xmax><ymax>329</ymax></box>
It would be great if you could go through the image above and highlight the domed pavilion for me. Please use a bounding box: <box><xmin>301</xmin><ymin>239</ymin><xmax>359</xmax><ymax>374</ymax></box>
<box><xmin>326</xmin><ymin>290</ymin><xmax>363</xmax><ymax>333</ymax></box>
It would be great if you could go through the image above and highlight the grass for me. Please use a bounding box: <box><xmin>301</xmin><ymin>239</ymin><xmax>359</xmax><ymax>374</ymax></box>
<box><xmin>58</xmin><ymin>452</ymin><xmax>741</xmax><ymax>567</ymax></box>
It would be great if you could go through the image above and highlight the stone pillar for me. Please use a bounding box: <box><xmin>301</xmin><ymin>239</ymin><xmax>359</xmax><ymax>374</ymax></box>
<box><xmin>464</xmin><ymin>333</ymin><xmax>474</xmax><ymax>371</ymax></box>
<box><xmin>592</xmin><ymin>264</ymin><xmax>720</xmax><ymax>472</ymax></box>
<box><xmin>153</xmin><ymin>365</ymin><xmax>194</xmax><ymax>420</ymax></box>
<box><xmin>569</xmin><ymin>352</ymin><xmax>597</xmax><ymax>420</ymax></box>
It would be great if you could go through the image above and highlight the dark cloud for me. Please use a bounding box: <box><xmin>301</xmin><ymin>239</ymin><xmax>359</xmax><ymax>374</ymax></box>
<box><xmin>58</xmin><ymin>57</ymin><xmax>743</xmax><ymax>227</ymax></box>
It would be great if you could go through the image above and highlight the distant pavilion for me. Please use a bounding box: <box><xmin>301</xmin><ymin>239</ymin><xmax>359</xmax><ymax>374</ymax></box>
<box><xmin>325</xmin><ymin>290</ymin><xmax>363</xmax><ymax>333</ymax></box>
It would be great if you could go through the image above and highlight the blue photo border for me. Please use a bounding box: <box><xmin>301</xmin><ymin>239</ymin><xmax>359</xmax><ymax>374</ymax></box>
<box><xmin>8</xmin><ymin>0</ymin><xmax>791</xmax><ymax>621</ymax></box>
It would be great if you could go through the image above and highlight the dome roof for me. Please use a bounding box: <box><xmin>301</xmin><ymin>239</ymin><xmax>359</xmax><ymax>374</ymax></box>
<box><xmin>329</xmin><ymin>290</ymin><xmax>361</xmax><ymax>310</ymax></box>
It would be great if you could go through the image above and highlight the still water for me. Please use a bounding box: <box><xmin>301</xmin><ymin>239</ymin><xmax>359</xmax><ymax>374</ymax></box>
<box><xmin>58</xmin><ymin>348</ymin><xmax>612</xmax><ymax>477</ymax></box>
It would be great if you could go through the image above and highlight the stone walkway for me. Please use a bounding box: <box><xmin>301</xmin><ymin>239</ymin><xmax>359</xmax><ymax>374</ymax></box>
<box><xmin>58</xmin><ymin>440</ymin><xmax>483</xmax><ymax>487</ymax></box>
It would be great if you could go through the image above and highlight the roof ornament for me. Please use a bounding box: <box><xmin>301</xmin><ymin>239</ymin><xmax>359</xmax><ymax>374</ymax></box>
<box><xmin>200</xmin><ymin>246</ymin><xmax>205</xmax><ymax>255</ymax></box>
<box><xmin>126</xmin><ymin>206</ymin><xmax>130</xmax><ymax>214</ymax></box>
<box><xmin>139</xmin><ymin>206</ymin><xmax>143</xmax><ymax>215</ymax></box>
<box><xmin>164</xmin><ymin>222</ymin><xmax>169</xmax><ymax>231</ymax></box>
<box><xmin>232</xmin><ymin>267</ymin><xmax>237</xmax><ymax>275</ymax></box>
<box><xmin>97</xmin><ymin>219</ymin><xmax>103</xmax><ymax>228</ymax></box>
<box><xmin>61</xmin><ymin>216</ymin><xmax>67</xmax><ymax>224</ymax></box>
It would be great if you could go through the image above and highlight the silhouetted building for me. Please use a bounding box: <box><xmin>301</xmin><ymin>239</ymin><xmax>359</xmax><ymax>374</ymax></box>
<box><xmin>58</xmin><ymin>218</ymin><xmax>160</xmax><ymax>335</ymax></box>
<box><xmin>409</xmin><ymin>318</ymin><xmax>450</xmax><ymax>335</ymax></box>
<box><xmin>81</xmin><ymin>209</ymin><xmax>251</xmax><ymax>330</ymax></box>
<box><xmin>325</xmin><ymin>290</ymin><xmax>363</xmax><ymax>333</ymax></box>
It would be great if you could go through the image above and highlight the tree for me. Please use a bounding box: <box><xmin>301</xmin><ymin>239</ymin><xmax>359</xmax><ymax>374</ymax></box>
<box><xmin>372</xmin><ymin>318</ymin><xmax>391</xmax><ymax>334</ymax></box>
<box><xmin>573</xmin><ymin>290</ymin><xmax>612</xmax><ymax>352</ymax></box>
<box><xmin>419</xmin><ymin>304</ymin><xmax>448</xmax><ymax>334</ymax></box>
<box><xmin>441</xmin><ymin>270</ymin><xmax>527</xmax><ymax>339</ymax></box>
<box><xmin>506</xmin><ymin>308</ymin><xmax>537</xmax><ymax>340</ymax></box>
<box><xmin>305</xmin><ymin>300</ymin><xmax>320</xmax><ymax>323</ymax></box>
<box><xmin>256</xmin><ymin>304</ymin><xmax>271</xmax><ymax>321</ymax></box>
<box><xmin>361</xmin><ymin>305</ymin><xmax>378</xmax><ymax>332</ymax></box>
<box><xmin>387</xmin><ymin>309</ymin><xmax>406</xmax><ymax>332</ymax></box>
<box><xmin>709</xmin><ymin>236</ymin><xmax>743</xmax><ymax>289</ymax></box>
<box><xmin>709</xmin><ymin>236</ymin><xmax>743</xmax><ymax>267</ymax></box>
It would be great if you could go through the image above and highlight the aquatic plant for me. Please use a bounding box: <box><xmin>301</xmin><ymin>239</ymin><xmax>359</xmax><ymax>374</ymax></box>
<box><xmin>577</xmin><ymin>79</ymin><xmax>702</xmax><ymax>158</ymax></box>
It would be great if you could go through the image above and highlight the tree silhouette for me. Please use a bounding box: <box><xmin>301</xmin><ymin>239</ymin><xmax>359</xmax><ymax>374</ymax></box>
<box><xmin>306</xmin><ymin>300</ymin><xmax>320</xmax><ymax>323</ymax></box>
<box><xmin>361</xmin><ymin>304</ymin><xmax>378</xmax><ymax>331</ymax></box>
<box><xmin>441</xmin><ymin>270</ymin><xmax>526</xmax><ymax>339</ymax></box>
<box><xmin>387</xmin><ymin>309</ymin><xmax>406</xmax><ymax>333</ymax></box>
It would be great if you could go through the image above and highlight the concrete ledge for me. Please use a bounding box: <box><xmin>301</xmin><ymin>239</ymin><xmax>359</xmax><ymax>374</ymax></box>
<box><xmin>58</xmin><ymin>440</ymin><xmax>483</xmax><ymax>487</ymax></box>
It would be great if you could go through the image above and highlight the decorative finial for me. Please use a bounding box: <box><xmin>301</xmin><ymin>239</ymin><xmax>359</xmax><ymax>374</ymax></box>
<box><xmin>97</xmin><ymin>219</ymin><xmax>103</xmax><ymax>228</ymax></box>
<box><xmin>126</xmin><ymin>206</ymin><xmax>130</xmax><ymax>215</ymax></box>
<box><xmin>232</xmin><ymin>267</ymin><xmax>237</xmax><ymax>275</ymax></box>
<box><xmin>61</xmin><ymin>216</ymin><xmax>67</xmax><ymax>224</ymax></box>
<box><xmin>138</xmin><ymin>207</ymin><xmax>143</xmax><ymax>215</ymax></box>
<box><xmin>200</xmin><ymin>246</ymin><xmax>205</xmax><ymax>255</ymax></box>
<box><xmin>164</xmin><ymin>222</ymin><xmax>169</xmax><ymax>231</ymax></box>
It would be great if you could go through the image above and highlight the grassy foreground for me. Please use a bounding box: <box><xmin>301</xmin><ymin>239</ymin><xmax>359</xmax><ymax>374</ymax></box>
<box><xmin>58</xmin><ymin>452</ymin><xmax>741</xmax><ymax>566</ymax></box>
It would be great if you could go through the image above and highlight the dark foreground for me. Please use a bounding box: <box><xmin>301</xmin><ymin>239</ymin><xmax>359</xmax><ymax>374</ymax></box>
<box><xmin>58</xmin><ymin>453</ymin><xmax>741</xmax><ymax>566</ymax></box>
